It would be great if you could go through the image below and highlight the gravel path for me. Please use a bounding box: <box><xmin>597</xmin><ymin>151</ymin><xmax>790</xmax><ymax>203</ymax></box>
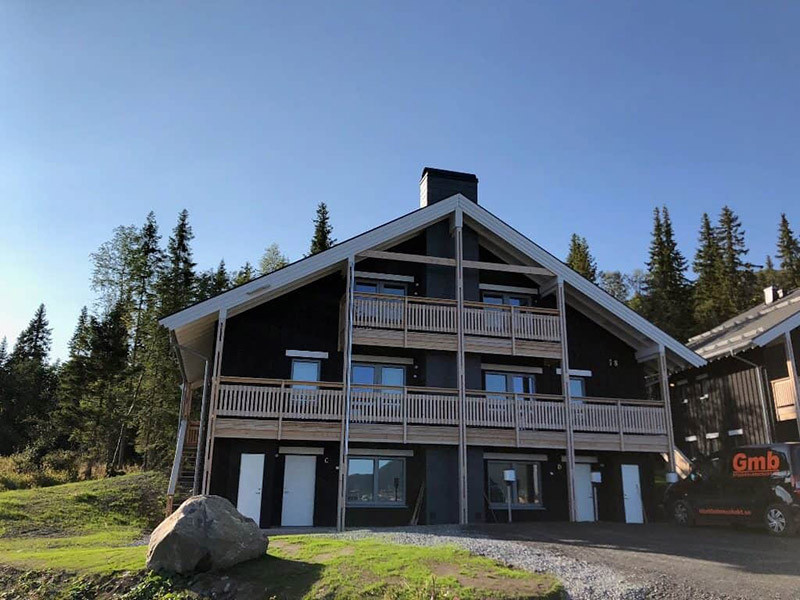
<box><xmin>336</xmin><ymin>525</ymin><xmax>647</xmax><ymax>600</ymax></box>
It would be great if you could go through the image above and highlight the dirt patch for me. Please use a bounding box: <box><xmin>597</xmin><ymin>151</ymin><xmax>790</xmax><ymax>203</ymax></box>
<box><xmin>431</xmin><ymin>562</ymin><xmax>557</xmax><ymax>598</ymax></box>
<box><xmin>313</xmin><ymin>546</ymin><xmax>355</xmax><ymax>562</ymax></box>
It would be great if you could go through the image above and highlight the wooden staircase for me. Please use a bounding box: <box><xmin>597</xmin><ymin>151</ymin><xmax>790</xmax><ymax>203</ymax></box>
<box><xmin>167</xmin><ymin>420</ymin><xmax>201</xmax><ymax>513</ymax></box>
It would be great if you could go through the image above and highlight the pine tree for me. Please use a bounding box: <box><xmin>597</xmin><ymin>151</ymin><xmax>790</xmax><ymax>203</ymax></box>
<box><xmin>692</xmin><ymin>213</ymin><xmax>723</xmax><ymax>331</ymax></box>
<box><xmin>598</xmin><ymin>271</ymin><xmax>629</xmax><ymax>301</ymax></box>
<box><xmin>309</xmin><ymin>202</ymin><xmax>336</xmax><ymax>255</ymax></box>
<box><xmin>777</xmin><ymin>213</ymin><xmax>800</xmax><ymax>290</ymax></box>
<box><xmin>640</xmin><ymin>207</ymin><xmax>693</xmax><ymax>340</ymax></box>
<box><xmin>259</xmin><ymin>243</ymin><xmax>289</xmax><ymax>275</ymax></box>
<box><xmin>565</xmin><ymin>234</ymin><xmax>597</xmax><ymax>282</ymax></box>
<box><xmin>52</xmin><ymin>308</ymin><xmax>93</xmax><ymax>451</ymax></box>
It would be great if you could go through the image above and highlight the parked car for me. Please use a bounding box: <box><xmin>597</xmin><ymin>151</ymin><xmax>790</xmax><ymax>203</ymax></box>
<box><xmin>664</xmin><ymin>443</ymin><xmax>800</xmax><ymax>536</ymax></box>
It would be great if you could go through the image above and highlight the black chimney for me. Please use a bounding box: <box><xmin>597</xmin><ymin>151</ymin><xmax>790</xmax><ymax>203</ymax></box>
<box><xmin>419</xmin><ymin>167</ymin><xmax>478</xmax><ymax>207</ymax></box>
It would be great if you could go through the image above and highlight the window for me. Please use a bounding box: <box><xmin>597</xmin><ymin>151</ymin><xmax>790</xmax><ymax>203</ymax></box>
<box><xmin>487</xmin><ymin>460</ymin><xmax>542</xmax><ymax>508</ymax></box>
<box><xmin>355</xmin><ymin>280</ymin><xmax>407</xmax><ymax>296</ymax></box>
<box><xmin>292</xmin><ymin>358</ymin><xmax>321</xmax><ymax>400</ymax></box>
<box><xmin>347</xmin><ymin>457</ymin><xmax>405</xmax><ymax>506</ymax></box>
<box><xmin>352</xmin><ymin>363</ymin><xmax>405</xmax><ymax>391</ymax></box>
<box><xmin>481</xmin><ymin>292</ymin><xmax>532</xmax><ymax>307</ymax></box>
<box><xmin>569</xmin><ymin>377</ymin><xmax>585</xmax><ymax>398</ymax></box>
<box><xmin>484</xmin><ymin>372</ymin><xmax>536</xmax><ymax>395</ymax></box>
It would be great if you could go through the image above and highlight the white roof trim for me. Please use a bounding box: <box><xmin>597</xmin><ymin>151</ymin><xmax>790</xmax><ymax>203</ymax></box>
<box><xmin>161</xmin><ymin>195</ymin><xmax>704</xmax><ymax>369</ymax></box>
<box><xmin>751</xmin><ymin>311</ymin><xmax>800</xmax><ymax>348</ymax></box>
<box><xmin>159</xmin><ymin>198</ymin><xmax>458</xmax><ymax>330</ymax></box>
<box><xmin>459</xmin><ymin>200</ymin><xmax>704</xmax><ymax>368</ymax></box>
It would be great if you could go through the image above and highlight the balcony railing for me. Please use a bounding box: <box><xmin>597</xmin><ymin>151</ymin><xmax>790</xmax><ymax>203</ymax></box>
<box><xmin>215</xmin><ymin>378</ymin><xmax>667</xmax><ymax>436</ymax></box>
<box><xmin>352</xmin><ymin>293</ymin><xmax>561</xmax><ymax>342</ymax></box>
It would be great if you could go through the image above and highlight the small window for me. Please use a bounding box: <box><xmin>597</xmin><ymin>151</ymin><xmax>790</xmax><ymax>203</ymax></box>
<box><xmin>291</xmin><ymin>359</ymin><xmax>321</xmax><ymax>388</ymax></box>
<box><xmin>347</xmin><ymin>457</ymin><xmax>405</xmax><ymax>506</ymax></box>
<box><xmin>487</xmin><ymin>460</ymin><xmax>543</xmax><ymax>508</ymax></box>
<box><xmin>569</xmin><ymin>377</ymin><xmax>586</xmax><ymax>398</ymax></box>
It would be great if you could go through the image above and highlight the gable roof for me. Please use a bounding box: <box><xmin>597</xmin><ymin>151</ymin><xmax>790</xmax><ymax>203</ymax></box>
<box><xmin>162</xmin><ymin>195</ymin><xmax>704</xmax><ymax>383</ymax></box>
<box><xmin>687</xmin><ymin>288</ymin><xmax>800</xmax><ymax>360</ymax></box>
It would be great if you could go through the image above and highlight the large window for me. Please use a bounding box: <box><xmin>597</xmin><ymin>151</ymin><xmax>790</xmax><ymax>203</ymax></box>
<box><xmin>352</xmin><ymin>363</ymin><xmax>405</xmax><ymax>391</ymax></box>
<box><xmin>569</xmin><ymin>377</ymin><xmax>586</xmax><ymax>398</ymax></box>
<box><xmin>347</xmin><ymin>457</ymin><xmax>406</xmax><ymax>506</ymax></box>
<box><xmin>486</xmin><ymin>460</ymin><xmax>542</xmax><ymax>508</ymax></box>
<box><xmin>355</xmin><ymin>280</ymin><xmax>406</xmax><ymax>296</ymax></box>
<box><xmin>484</xmin><ymin>371</ymin><xmax>536</xmax><ymax>395</ymax></box>
<box><xmin>481</xmin><ymin>292</ymin><xmax>532</xmax><ymax>307</ymax></box>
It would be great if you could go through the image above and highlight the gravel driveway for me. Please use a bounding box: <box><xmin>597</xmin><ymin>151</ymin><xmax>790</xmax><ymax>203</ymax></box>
<box><xmin>337</xmin><ymin>522</ymin><xmax>800</xmax><ymax>600</ymax></box>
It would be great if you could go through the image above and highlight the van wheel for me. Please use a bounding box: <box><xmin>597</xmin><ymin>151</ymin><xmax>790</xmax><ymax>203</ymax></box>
<box><xmin>765</xmin><ymin>504</ymin><xmax>793</xmax><ymax>536</ymax></box>
<box><xmin>672</xmin><ymin>500</ymin><xmax>694</xmax><ymax>527</ymax></box>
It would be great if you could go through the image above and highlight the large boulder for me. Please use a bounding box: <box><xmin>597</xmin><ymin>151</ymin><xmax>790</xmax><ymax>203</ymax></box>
<box><xmin>147</xmin><ymin>495</ymin><xmax>268</xmax><ymax>574</ymax></box>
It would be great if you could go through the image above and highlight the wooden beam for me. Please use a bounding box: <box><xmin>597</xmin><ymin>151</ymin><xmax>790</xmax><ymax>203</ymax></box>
<box><xmin>784</xmin><ymin>332</ymin><xmax>800</xmax><ymax>438</ymax></box>
<box><xmin>357</xmin><ymin>249</ymin><xmax>455</xmax><ymax>267</ymax></box>
<box><xmin>454</xmin><ymin>209</ymin><xmax>469</xmax><ymax>525</ymax></box>
<box><xmin>658</xmin><ymin>346</ymin><xmax>677</xmax><ymax>474</ymax></box>
<box><xmin>556</xmin><ymin>278</ymin><xmax>577</xmax><ymax>522</ymax></box>
<box><xmin>336</xmin><ymin>257</ymin><xmax>355</xmax><ymax>532</ymax></box>
<box><xmin>202</xmin><ymin>307</ymin><xmax>227</xmax><ymax>495</ymax></box>
<box><xmin>462</xmin><ymin>259</ymin><xmax>553</xmax><ymax>277</ymax></box>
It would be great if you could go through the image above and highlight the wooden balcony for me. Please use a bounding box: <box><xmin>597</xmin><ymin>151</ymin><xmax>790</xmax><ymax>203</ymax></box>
<box><xmin>212</xmin><ymin>378</ymin><xmax>669</xmax><ymax>452</ymax></box>
<box><xmin>349</xmin><ymin>293</ymin><xmax>562</xmax><ymax>358</ymax></box>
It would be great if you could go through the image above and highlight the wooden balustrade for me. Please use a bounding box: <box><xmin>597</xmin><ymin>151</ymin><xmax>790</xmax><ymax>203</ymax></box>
<box><xmin>352</xmin><ymin>293</ymin><xmax>560</xmax><ymax>342</ymax></box>
<box><xmin>214</xmin><ymin>377</ymin><xmax>666</xmax><ymax>437</ymax></box>
<box><xmin>185</xmin><ymin>421</ymin><xmax>201</xmax><ymax>446</ymax></box>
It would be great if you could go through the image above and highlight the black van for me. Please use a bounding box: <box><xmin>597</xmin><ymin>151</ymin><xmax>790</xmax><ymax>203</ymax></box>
<box><xmin>664</xmin><ymin>443</ymin><xmax>800</xmax><ymax>536</ymax></box>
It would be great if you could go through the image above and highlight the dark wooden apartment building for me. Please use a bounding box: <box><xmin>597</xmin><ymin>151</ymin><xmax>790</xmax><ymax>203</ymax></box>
<box><xmin>161</xmin><ymin>168</ymin><xmax>705</xmax><ymax>529</ymax></box>
<box><xmin>670</xmin><ymin>286</ymin><xmax>800</xmax><ymax>458</ymax></box>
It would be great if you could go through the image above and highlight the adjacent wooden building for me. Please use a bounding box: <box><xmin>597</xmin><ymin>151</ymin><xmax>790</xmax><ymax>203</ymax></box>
<box><xmin>161</xmin><ymin>168</ymin><xmax>705</xmax><ymax>529</ymax></box>
<box><xmin>670</xmin><ymin>287</ymin><xmax>800</xmax><ymax>458</ymax></box>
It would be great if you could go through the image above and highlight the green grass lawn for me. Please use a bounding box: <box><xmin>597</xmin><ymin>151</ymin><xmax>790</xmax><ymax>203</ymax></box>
<box><xmin>0</xmin><ymin>474</ymin><xmax>563</xmax><ymax>599</ymax></box>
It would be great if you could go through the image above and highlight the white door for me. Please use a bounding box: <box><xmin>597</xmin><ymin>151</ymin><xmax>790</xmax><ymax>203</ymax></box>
<box><xmin>281</xmin><ymin>455</ymin><xmax>317</xmax><ymax>526</ymax></box>
<box><xmin>237</xmin><ymin>453</ymin><xmax>265</xmax><ymax>525</ymax></box>
<box><xmin>621</xmin><ymin>464</ymin><xmax>643</xmax><ymax>524</ymax></box>
<box><xmin>575</xmin><ymin>463</ymin><xmax>596</xmax><ymax>522</ymax></box>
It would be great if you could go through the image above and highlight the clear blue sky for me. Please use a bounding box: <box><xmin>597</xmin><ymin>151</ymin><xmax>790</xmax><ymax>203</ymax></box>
<box><xmin>2</xmin><ymin>2</ymin><xmax>799</xmax><ymax>361</ymax></box>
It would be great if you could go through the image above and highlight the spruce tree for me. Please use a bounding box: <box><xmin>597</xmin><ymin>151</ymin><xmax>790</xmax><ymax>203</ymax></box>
<box><xmin>197</xmin><ymin>260</ymin><xmax>231</xmax><ymax>300</ymax></box>
<box><xmin>716</xmin><ymin>206</ymin><xmax>755</xmax><ymax>314</ymax></box>
<box><xmin>309</xmin><ymin>202</ymin><xmax>336</xmax><ymax>255</ymax></box>
<box><xmin>692</xmin><ymin>213</ymin><xmax>723</xmax><ymax>331</ymax></box>
<box><xmin>259</xmin><ymin>242</ymin><xmax>289</xmax><ymax>275</ymax></box>
<box><xmin>565</xmin><ymin>234</ymin><xmax>597</xmax><ymax>282</ymax></box>
<box><xmin>12</xmin><ymin>304</ymin><xmax>52</xmax><ymax>363</ymax></box>
<box><xmin>158</xmin><ymin>209</ymin><xmax>196</xmax><ymax>315</ymax></box>
<box><xmin>758</xmin><ymin>255</ymin><xmax>779</xmax><ymax>291</ymax></box>
<box><xmin>233</xmin><ymin>262</ymin><xmax>256</xmax><ymax>286</ymax></box>
<box><xmin>641</xmin><ymin>207</ymin><xmax>693</xmax><ymax>340</ymax></box>
<box><xmin>777</xmin><ymin>213</ymin><xmax>800</xmax><ymax>289</ymax></box>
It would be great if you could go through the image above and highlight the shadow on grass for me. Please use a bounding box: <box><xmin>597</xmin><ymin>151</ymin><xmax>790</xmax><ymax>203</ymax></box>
<box><xmin>186</xmin><ymin>554</ymin><xmax>325</xmax><ymax>600</ymax></box>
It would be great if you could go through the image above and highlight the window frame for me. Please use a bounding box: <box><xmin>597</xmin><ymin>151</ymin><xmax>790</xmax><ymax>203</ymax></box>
<box><xmin>346</xmin><ymin>456</ymin><xmax>407</xmax><ymax>507</ymax></box>
<box><xmin>481</xmin><ymin>292</ymin><xmax>532</xmax><ymax>307</ymax></box>
<box><xmin>483</xmin><ymin>371</ymin><xmax>537</xmax><ymax>395</ymax></box>
<box><xmin>355</xmin><ymin>279</ymin><xmax>407</xmax><ymax>296</ymax></box>
<box><xmin>290</xmin><ymin>358</ymin><xmax>321</xmax><ymax>389</ymax></box>
<box><xmin>486</xmin><ymin>459</ymin><xmax>544</xmax><ymax>510</ymax></box>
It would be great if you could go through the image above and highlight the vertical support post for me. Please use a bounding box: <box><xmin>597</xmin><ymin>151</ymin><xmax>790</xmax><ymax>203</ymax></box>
<box><xmin>336</xmin><ymin>257</ymin><xmax>356</xmax><ymax>532</ymax></box>
<box><xmin>403</xmin><ymin>295</ymin><xmax>409</xmax><ymax>347</ymax></box>
<box><xmin>658</xmin><ymin>345</ymin><xmax>677</xmax><ymax>474</ymax></box>
<box><xmin>193</xmin><ymin>359</ymin><xmax>211</xmax><ymax>495</ymax></box>
<box><xmin>510</xmin><ymin>305</ymin><xmax>517</xmax><ymax>356</ymax></box>
<box><xmin>513</xmin><ymin>393</ymin><xmax>520</xmax><ymax>448</ymax></box>
<box><xmin>403</xmin><ymin>387</ymin><xmax>408</xmax><ymax>444</ymax></box>
<box><xmin>784</xmin><ymin>332</ymin><xmax>800</xmax><ymax>437</ymax></box>
<box><xmin>202</xmin><ymin>307</ymin><xmax>227</xmax><ymax>495</ymax></box>
<box><xmin>277</xmin><ymin>380</ymin><xmax>286</xmax><ymax>440</ymax></box>
<box><xmin>454</xmin><ymin>208</ymin><xmax>469</xmax><ymax>525</ymax></box>
<box><xmin>556</xmin><ymin>278</ymin><xmax>577</xmax><ymax>522</ymax></box>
